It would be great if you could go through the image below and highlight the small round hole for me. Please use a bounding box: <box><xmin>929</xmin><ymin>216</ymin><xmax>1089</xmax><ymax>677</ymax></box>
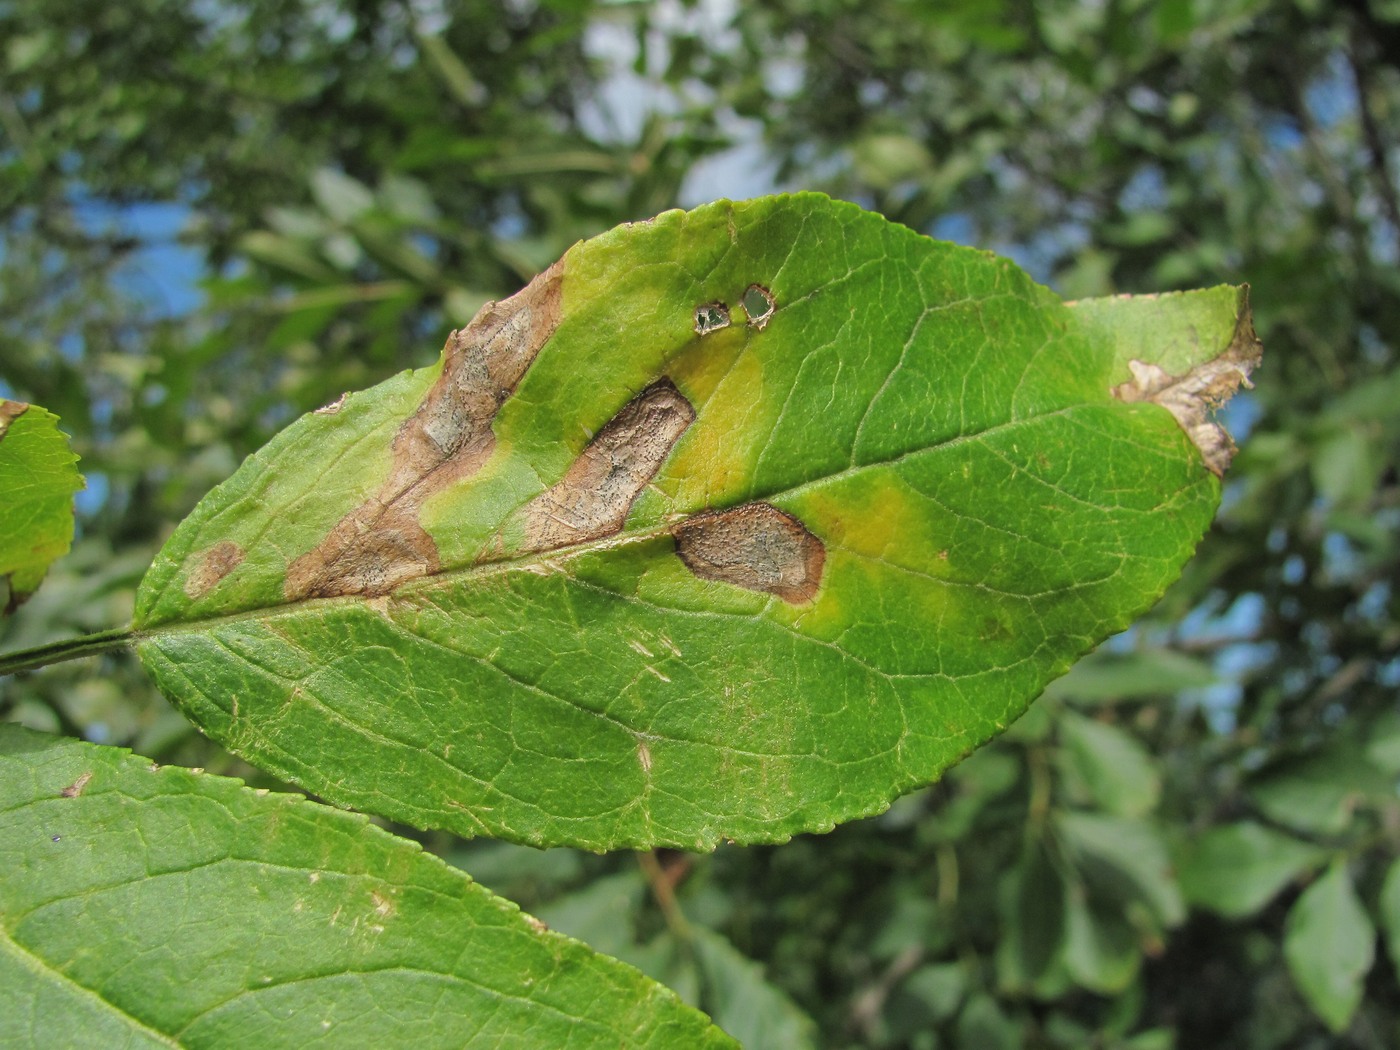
<box><xmin>742</xmin><ymin>284</ymin><xmax>775</xmax><ymax>329</ymax></box>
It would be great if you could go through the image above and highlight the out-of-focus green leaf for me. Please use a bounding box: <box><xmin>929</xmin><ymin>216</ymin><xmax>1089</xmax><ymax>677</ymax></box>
<box><xmin>132</xmin><ymin>196</ymin><xmax>1252</xmax><ymax>852</ymax></box>
<box><xmin>310</xmin><ymin>167</ymin><xmax>376</xmax><ymax>223</ymax></box>
<box><xmin>0</xmin><ymin>401</ymin><xmax>83</xmax><ymax>613</ymax></box>
<box><xmin>1283</xmin><ymin>861</ymin><xmax>1374</xmax><ymax>1033</ymax></box>
<box><xmin>1249</xmin><ymin>746</ymin><xmax>1389</xmax><ymax>836</ymax></box>
<box><xmin>1064</xmin><ymin>882</ymin><xmax>1140</xmax><ymax>993</ymax></box>
<box><xmin>900</xmin><ymin>962</ymin><xmax>967</xmax><ymax>1023</ymax></box>
<box><xmin>998</xmin><ymin>836</ymin><xmax>1069</xmax><ymax>995</ymax></box>
<box><xmin>1178</xmin><ymin>821</ymin><xmax>1326</xmax><ymax>919</ymax></box>
<box><xmin>1310</xmin><ymin>427</ymin><xmax>1378</xmax><ymax>506</ymax></box>
<box><xmin>1057</xmin><ymin>812</ymin><xmax>1185</xmax><ymax>931</ymax></box>
<box><xmin>957</xmin><ymin>994</ymin><xmax>1022</xmax><ymax>1050</ymax></box>
<box><xmin>1041</xmin><ymin>647</ymin><xmax>1217</xmax><ymax>704</ymax></box>
<box><xmin>1380</xmin><ymin>858</ymin><xmax>1400</xmax><ymax>978</ymax></box>
<box><xmin>1364</xmin><ymin>710</ymin><xmax>1400</xmax><ymax>775</ymax></box>
<box><xmin>1058</xmin><ymin>710</ymin><xmax>1161</xmax><ymax>817</ymax></box>
<box><xmin>692</xmin><ymin>927</ymin><xmax>819</xmax><ymax>1050</ymax></box>
<box><xmin>0</xmin><ymin>726</ymin><xmax>734</xmax><ymax>1048</ymax></box>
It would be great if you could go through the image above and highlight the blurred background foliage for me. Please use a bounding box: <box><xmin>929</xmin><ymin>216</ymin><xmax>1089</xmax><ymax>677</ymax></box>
<box><xmin>3</xmin><ymin>0</ymin><xmax>1400</xmax><ymax>1045</ymax></box>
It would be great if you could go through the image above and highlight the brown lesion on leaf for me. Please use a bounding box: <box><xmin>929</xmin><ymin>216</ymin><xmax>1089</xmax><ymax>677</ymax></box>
<box><xmin>284</xmin><ymin>259</ymin><xmax>565</xmax><ymax>601</ymax></box>
<box><xmin>1111</xmin><ymin>296</ymin><xmax>1263</xmax><ymax>477</ymax></box>
<box><xmin>521</xmin><ymin>380</ymin><xmax>696</xmax><ymax>552</ymax></box>
<box><xmin>0</xmin><ymin>400</ymin><xmax>28</xmax><ymax>440</ymax></box>
<box><xmin>59</xmin><ymin>771</ymin><xmax>93</xmax><ymax>798</ymax></box>
<box><xmin>673</xmin><ymin>502</ymin><xmax>826</xmax><ymax>604</ymax></box>
<box><xmin>185</xmin><ymin>540</ymin><xmax>246</xmax><ymax>599</ymax></box>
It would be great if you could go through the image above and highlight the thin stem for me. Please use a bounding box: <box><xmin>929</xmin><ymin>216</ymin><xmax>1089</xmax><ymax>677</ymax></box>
<box><xmin>637</xmin><ymin>850</ymin><xmax>693</xmax><ymax>943</ymax></box>
<box><xmin>0</xmin><ymin>626</ymin><xmax>137</xmax><ymax>677</ymax></box>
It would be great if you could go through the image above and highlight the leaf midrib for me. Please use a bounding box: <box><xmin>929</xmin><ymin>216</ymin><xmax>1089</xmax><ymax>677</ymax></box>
<box><xmin>136</xmin><ymin>400</ymin><xmax>1131</xmax><ymax>642</ymax></box>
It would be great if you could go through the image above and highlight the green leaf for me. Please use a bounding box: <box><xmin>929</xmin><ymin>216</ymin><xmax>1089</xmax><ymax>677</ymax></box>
<box><xmin>997</xmin><ymin>836</ymin><xmax>1069</xmax><ymax>996</ymax></box>
<box><xmin>1249</xmin><ymin>745</ymin><xmax>1389</xmax><ymax>836</ymax></box>
<box><xmin>1056</xmin><ymin>811</ymin><xmax>1185</xmax><ymax>932</ymax></box>
<box><xmin>1057</xmin><ymin>709</ymin><xmax>1161</xmax><ymax>817</ymax></box>
<box><xmin>1283</xmin><ymin>861</ymin><xmax>1375</xmax><ymax>1033</ymax></box>
<box><xmin>133</xmin><ymin>195</ymin><xmax>1255</xmax><ymax>851</ymax></box>
<box><xmin>1178</xmin><ymin>821</ymin><xmax>1326</xmax><ymax>919</ymax></box>
<box><xmin>1041</xmin><ymin>647</ymin><xmax>1217</xmax><ymax>704</ymax></box>
<box><xmin>0</xmin><ymin>725</ymin><xmax>733</xmax><ymax>1049</ymax></box>
<box><xmin>1063</xmin><ymin>883</ymin><xmax>1140</xmax><ymax>993</ymax></box>
<box><xmin>957</xmin><ymin>994</ymin><xmax>1023</xmax><ymax>1050</ymax></box>
<box><xmin>0</xmin><ymin>400</ymin><xmax>83</xmax><ymax>613</ymax></box>
<box><xmin>1380</xmin><ymin>858</ymin><xmax>1400</xmax><ymax>977</ymax></box>
<box><xmin>692</xmin><ymin>927</ymin><xmax>819</xmax><ymax>1049</ymax></box>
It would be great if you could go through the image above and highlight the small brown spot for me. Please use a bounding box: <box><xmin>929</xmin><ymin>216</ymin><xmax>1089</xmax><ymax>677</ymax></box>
<box><xmin>521</xmin><ymin>380</ymin><xmax>695</xmax><ymax>551</ymax></box>
<box><xmin>286</xmin><ymin>260</ymin><xmax>564</xmax><ymax>600</ymax></box>
<box><xmin>59</xmin><ymin>772</ymin><xmax>93</xmax><ymax>798</ymax></box>
<box><xmin>694</xmin><ymin>301</ymin><xmax>730</xmax><ymax>335</ymax></box>
<box><xmin>524</xmin><ymin>915</ymin><xmax>549</xmax><ymax>934</ymax></box>
<box><xmin>1110</xmin><ymin>304</ymin><xmax>1262</xmax><ymax>477</ymax></box>
<box><xmin>742</xmin><ymin>284</ymin><xmax>775</xmax><ymax>330</ymax></box>
<box><xmin>673</xmin><ymin>502</ymin><xmax>826</xmax><ymax>604</ymax></box>
<box><xmin>184</xmin><ymin>540</ymin><xmax>246</xmax><ymax>600</ymax></box>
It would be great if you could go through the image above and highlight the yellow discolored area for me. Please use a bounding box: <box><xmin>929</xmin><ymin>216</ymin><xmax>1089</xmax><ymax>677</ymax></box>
<box><xmin>654</xmin><ymin>341</ymin><xmax>777</xmax><ymax>516</ymax></box>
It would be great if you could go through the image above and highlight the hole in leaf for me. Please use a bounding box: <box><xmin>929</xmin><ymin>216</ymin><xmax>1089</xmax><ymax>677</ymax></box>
<box><xmin>694</xmin><ymin>301</ymin><xmax>730</xmax><ymax>335</ymax></box>
<box><xmin>742</xmin><ymin>284</ymin><xmax>775</xmax><ymax>329</ymax></box>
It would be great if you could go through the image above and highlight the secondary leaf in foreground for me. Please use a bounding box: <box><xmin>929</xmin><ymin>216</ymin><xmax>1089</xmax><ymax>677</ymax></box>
<box><xmin>132</xmin><ymin>194</ymin><xmax>1259</xmax><ymax>850</ymax></box>
<box><xmin>0</xmin><ymin>725</ymin><xmax>733</xmax><ymax>1048</ymax></box>
<box><xmin>0</xmin><ymin>400</ymin><xmax>83</xmax><ymax>613</ymax></box>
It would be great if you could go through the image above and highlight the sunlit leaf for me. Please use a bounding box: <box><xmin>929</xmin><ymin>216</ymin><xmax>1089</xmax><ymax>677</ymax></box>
<box><xmin>133</xmin><ymin>195</ymin><xmax>1257</xmax><ymax>850</ymax></box>
<box><xmin>0</xmin><ymin>725</ymin><xmax>733</xmax><ymax>1048</ymax></box>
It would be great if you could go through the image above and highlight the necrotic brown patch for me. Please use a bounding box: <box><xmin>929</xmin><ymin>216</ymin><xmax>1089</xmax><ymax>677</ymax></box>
<box><xmin>284</xmin><ymin>259</ymin><xmax>564</xmax><ymax>601</ymax></box>
<box><xmin>184</xmin><ymin>540</ymin><xmax>246</xmax><ymax>599</ymax></box>
<box><xmin>522</xmin><ymin>380</ymin><xmax>695</xmax><ymax>552</ymax></box>
<box><xmin>1110</xmin><ymin>303</ymin><xmax>1262</xmax><ymax>477</ymax></box>
<box><xmin>673</xmin><ymin>502</ymin><xmax>825</xmax><ymax>604</ymax></box>
<box><xmin>0</xmin><ymin>400</ymin><xmax>28</xmax><ymax>438</ymax></box>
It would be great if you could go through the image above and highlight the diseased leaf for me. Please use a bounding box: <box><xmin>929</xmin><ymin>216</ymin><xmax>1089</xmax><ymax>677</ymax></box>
<box><xmin>133</xmin><ymin>195</ymin><xmax>1257</xmax><ymax>850</ymax></box>
<box><xmin>1283</xmin><ymin>860</ymin><xmax>1374</xmax><ymax>1033</ymax></box>
<box><xmin>0</xmin><ymin>725</ymin><xmax>733</xmax><ymax>1049</ymax></box>
<box><xmin>0</xmin><ymin>400</ymin><xmax>83</xmax><ymax>613</ymax></box>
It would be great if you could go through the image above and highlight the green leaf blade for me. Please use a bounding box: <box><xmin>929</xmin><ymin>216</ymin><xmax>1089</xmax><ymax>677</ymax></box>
<box><xmin>0</xmin><ymin>401</ymin><xmax>83</xmax><ymax>612</ymax></box>
<box><xmin>134</xmin><ymin>195</ymin><xmax>1253</xmax><ymax>850</ymax></box>
<box><xmin>0</xmin><ymin>725</ymin><xmax>734</xmax><ymax>1048</ymax></box>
